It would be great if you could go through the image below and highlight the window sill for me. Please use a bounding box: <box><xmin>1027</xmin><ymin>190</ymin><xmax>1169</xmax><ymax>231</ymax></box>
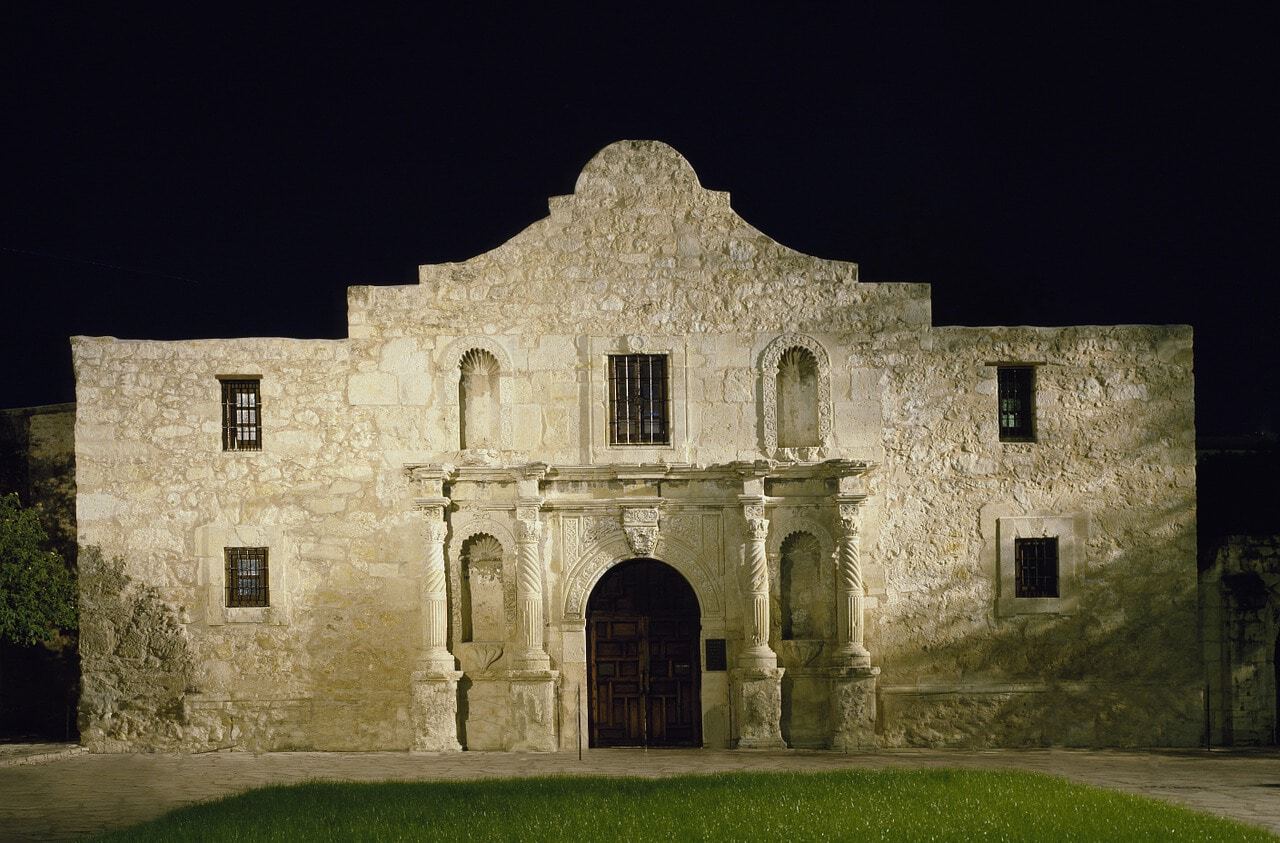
<box><xmin>997</xmin><ymin>595</ymin><xmax>1077</xmax><ymax>618</ymax></box>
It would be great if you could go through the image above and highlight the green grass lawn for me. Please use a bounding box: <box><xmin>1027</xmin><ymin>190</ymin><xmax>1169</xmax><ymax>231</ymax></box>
<box><xmin>91</xmin><ymin>769</ymin><xmax>1274</xmax><ymax>842</ymax></box>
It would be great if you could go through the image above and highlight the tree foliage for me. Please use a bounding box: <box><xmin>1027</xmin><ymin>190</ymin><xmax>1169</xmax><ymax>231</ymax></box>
<box><xmin>0</xmin><ymin>492</ymin><xmax>76</xmax><ymax>645</ymax></box>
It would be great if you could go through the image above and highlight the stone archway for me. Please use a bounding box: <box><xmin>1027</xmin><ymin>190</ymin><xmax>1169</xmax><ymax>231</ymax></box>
<box><xmin>586</xmin><ymin>558</ymin><xmax>701</xmax><ymax>747</ymax></box>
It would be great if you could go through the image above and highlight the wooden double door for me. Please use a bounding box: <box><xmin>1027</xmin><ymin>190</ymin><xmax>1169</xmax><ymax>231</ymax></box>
<box><xmin>587</xmin><ymin>558</ymin><xmax>701</xmax><ymax>747</ymax></box>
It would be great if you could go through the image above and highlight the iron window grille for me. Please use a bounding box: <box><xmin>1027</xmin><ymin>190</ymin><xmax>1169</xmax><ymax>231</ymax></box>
<box><xmin>221</xmin><ymin>379</ymin><xmax>262</xmax><ymax>451</ymax></box>
<box><xmin>225</xmin><ymin>546</ymin><xmax>269</xmax><ymax>607</ymax></box>
<box><xmin>608</xmin><ymin>354</ymin><xmax>670</xmax><ymax>445</ymax></box>
<box><xmin>997</xmin><ymin>366</ymin><xmax>1035</xmax><ymax>442</ymax></box>
<box><xmin>1014</xmin><ymin>537</ymin><xmax>1059</xmax><ymax>598</ymax></box>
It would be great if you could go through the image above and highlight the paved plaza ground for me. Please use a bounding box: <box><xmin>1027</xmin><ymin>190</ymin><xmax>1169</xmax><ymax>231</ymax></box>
<box><xmin>1</xmin><ymin>744</ymin><xmax>1278</xmax><ymax>840</ymax></box>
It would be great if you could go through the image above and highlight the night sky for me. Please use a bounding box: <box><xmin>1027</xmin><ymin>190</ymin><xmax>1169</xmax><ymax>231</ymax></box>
<box><xmin>4</xmin><ymin>4</ymin><xmax>1276</xmax><ymax>437</ymax></box>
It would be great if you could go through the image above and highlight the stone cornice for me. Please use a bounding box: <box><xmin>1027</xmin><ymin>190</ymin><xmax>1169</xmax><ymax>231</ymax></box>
<box><xmin>406</xmin><ymin>459</ymin><xmax>875</xmax><ymax>487</ymax></box>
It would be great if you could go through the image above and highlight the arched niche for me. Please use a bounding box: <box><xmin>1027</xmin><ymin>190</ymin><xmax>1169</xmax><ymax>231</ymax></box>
<box><xmin>459</xmin><ymin>349</ymin><xmax>501</xmax><ymax>449</ymax></box>
<box><xmin>439</xmin><ymin>336</ymin><xmax>514</xmax><ymax>454</ymax></box>
<box><xmin>447</xmin><ymin>516</ymin><xmax>517</xmax><ymax>649</ymax></box>
<box><xmin>760</xmin><ymin>333</ymin><xmax>833</xmax><ymax>460</ymax></box>
<box><xmin>779</xmin><ymin>531</ymin><xmax>827</xmax><ymax>640</ymax></box>
<box><xmin>458</xmin><ymin>532</ymin><xmax>504</xmax><ymax>643</ymax></box>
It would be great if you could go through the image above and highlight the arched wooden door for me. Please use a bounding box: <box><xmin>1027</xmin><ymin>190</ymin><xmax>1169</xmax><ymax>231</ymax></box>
<box><xmin>587</xmin><ymin>558</ymin><xmax>701</xmax><ymax>747</ymax></box>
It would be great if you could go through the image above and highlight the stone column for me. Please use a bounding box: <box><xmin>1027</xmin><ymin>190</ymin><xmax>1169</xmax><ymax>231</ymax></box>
<box><xmin>833</xmin><ymin>504</ymin><xmax>872</xmax><ymax>668</ymax></box>
<box><xmin>514</xmin><ymin>510</ymin><xmax>551</xmax><ymax>671</ymax></box>
<box><xmin>740</xmin><ymin>510</ymin><xmax>777</xmax><ymax>668</ymax></box>
<box><xmin>732</xmin><ymin>491</ymin><xmax>785</xmax><ymax>748</ymax></box>
<box><xmin>409</xmin><ymin>492</ymin><xmax>462</xmax><ymax>752</ymax></box>
<box><xmin>828</xmin><ymin>490</ymin><xmax>878</xmax><ymax>750</ymax></box>
<box><xmin>505</xmin><ymin>465</ymin><xmax>558</xmax><ymax>751</ymax></box>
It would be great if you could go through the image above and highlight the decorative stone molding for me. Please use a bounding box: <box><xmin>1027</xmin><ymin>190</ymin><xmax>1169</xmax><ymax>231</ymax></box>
<box><xmin>562</xmin><ymin>532</ymin><xmax>723</xmax><ymax>622</ymax></box>
<box><xmin>621</xmin><ymin>505</ymin><xmax>660</xmax><ymax>556</ymax></box>
<box><xmin>439</xmin><ymin>335</ymin><xmax>515</xmax><ymax>453</ymax></box>
<box><xmin>759</xmin><ymin>333</ymin><xmax>833</xmax><ymax>460</ymax></box>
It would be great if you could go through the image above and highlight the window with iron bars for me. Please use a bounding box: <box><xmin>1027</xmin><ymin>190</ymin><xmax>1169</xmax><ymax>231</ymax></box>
<box><xmin>1014</xmin><ymin>537</ymin><xmax>1058</xmax><ymax>598</ymax></box>
<box><xmin>225</xmin><ymin>546</ymin><xmax>269</xmax><ymax>607</ymax></box>
<box><xmin>221</xmin><ymin>379</ymin><xmax>262</xmax><ymax>451</ymax></box>
<box><xmin>997</xmin><ymin>366</ymin><xmax>1035</xmax><ymax>442</ymax></box>
<box><xmin>608</xmin><ymin>354</ymin><xmax>670</xmax><ymax>445</ymax></box>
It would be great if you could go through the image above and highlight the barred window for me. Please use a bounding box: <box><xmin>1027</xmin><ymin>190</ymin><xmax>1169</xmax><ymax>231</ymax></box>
<box><xmin>221</xmin><ymin>379</ymin><xmax>262</xmax><ymax>451</ymax></box>
<box><xmin>998</xmin><ymin>366</ymin><xmax>1035</xmax><ymax>442</ymax></box>
<box><xmin>608</xmin><ymin>354</ymin><xmax>669</xmax><ymax>445</ymax></box>
<box><xmin>1014</xmin><ymin>537</ymin><xmax>1058</xmax><ymax>598</ymax></box>
<box><xmin>225</xmin><ymin>547</ymin><xmax>269</xmax><ymax>607</ymax></box>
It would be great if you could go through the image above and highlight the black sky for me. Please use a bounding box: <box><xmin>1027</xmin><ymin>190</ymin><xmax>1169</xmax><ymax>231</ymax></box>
<box><xmin>3</xmin><ymin>4</ymin><xmax>1277</xmax><ymax>437</ymax></box>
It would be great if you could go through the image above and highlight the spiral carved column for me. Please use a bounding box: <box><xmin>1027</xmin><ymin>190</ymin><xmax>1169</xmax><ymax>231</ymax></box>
<box><xmin>419</xmin><ymin>508</ymin><xmax>456</xmax><ymax>673</ymax></box>
<box><xmin>741</xmin><ymin>513</ymin><xmax>777</xmax><ymax>668</ymax></box>
<box><xmin>732</xmin><ymin>495</ymin><xmax>785</xmax><ymax>748</ymax></box>
<box><xmin>834</xmin><ymin>506</ymin><xmax>872</xmax><ymax>668</ymax></box>
<box><xmin>514</xmin><ymin>512</ymin><xmax>550</xmax><ymax>671</ymax></box>
<box><xmin>410</xmin><ymin>496</ymin><xmax>461</xmax><ymax>752</ymax></box>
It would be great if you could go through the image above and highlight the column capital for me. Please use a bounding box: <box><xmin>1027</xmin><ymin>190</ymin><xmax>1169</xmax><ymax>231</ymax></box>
<box><xmin>414</xmin><ymin>502</ymin><xmax>448</xmax><ymax>521</ymax></box>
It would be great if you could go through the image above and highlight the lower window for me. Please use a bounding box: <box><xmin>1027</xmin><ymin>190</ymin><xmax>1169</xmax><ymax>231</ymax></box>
<box><xmin>225</xmin><ymin>547</ymin><xmax>269</xmax><ymax>607</ymax></box>
<box><xmin>1014</xmin><ymin>537</ymin><xmax>1059</xmax><ymax>598</ymax></box>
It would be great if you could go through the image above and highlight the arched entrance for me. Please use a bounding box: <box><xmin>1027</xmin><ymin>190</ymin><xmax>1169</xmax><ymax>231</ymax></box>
<box><xmin>587</xmin><ymin>558</ymin><xmax>701</xmax><ymax>747</ymax></box>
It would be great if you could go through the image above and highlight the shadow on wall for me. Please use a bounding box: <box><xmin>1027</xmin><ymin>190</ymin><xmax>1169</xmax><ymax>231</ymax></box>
<box><xmin>77</xmin><ymin>547</ymin><xmax>193</xmax><ymax>752</ymax></box>
<box><xmin>876</xmin><ymin>509</ymin><xmax>1201</xmax><ymax>748</ymax></box>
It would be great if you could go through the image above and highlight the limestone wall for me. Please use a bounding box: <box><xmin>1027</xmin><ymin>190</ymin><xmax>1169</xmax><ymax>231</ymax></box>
<box><xmin>869</xmin><ymin>325</ymin><xmax>1199</xmax><ymax>745</ymax></box>
<box><xmin>71</xmin><ymin>140</ymin><xmax>1200</xmax><ymax>750</ymax></box>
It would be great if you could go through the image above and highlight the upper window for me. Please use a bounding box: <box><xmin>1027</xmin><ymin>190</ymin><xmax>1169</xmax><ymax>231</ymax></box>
<box><xmin>225</xmin><ymin>546</ymin><xmax>269</xmax><ymax>607</ymax></box>
<box><xmin>1014</xmin><ymin>537</ymin><xmax>1058</xmax><ymax>598</ymax></box>
<box><xmin>608</xmin><ymin>354</ymin><xmax>669</xmax><ymax>445</ymax></box>
<box><xmin>221</xmin><ymin>379</ymin><xmax>262</xmax><ymax>451</ymax></box>
<box><xmin>997</xmin><ymin>366</ymin><xmax>1035</xmax><ymax>442</ymax></box>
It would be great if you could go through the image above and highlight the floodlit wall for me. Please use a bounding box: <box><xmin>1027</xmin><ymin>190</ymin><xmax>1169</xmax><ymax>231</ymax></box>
<box><xmin>72</xmin><ymin>141</ymin><xmax>1199</xmax><ymax>750</ymax></box>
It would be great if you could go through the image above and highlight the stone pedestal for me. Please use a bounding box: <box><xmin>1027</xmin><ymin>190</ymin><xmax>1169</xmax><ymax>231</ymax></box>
<box><xmin>732</xmin><ymin>666</ymin><xmax>786</xmax><ymax>748</ymax></box>
<box><xmin>410</xmin><ymin>669</ymin><xmax>463</xmax><ymax>752</ymax></box>
<box><xmin>829</xmin><ymin>666</ymin><xmax>879</xmax><ymax>750</ymax></box>
<box><xmin>506</xmin><ymin>669</ymin><xmax>559</xmax><ymax>751</ymax></box>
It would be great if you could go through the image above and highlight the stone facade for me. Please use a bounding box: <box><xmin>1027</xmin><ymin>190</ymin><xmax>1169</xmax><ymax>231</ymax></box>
<box><xmin>72</xmin><ymin>140</ymin><xmax>1200</xmax><ymax>751</ymax></box>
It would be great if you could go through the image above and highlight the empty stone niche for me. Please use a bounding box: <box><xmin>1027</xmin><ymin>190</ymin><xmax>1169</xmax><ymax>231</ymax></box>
<box><xmin>780</xmin><ymin>531</ymin><xmax>831</xmax><ymax>640</ymax></box>
<box><xmin>460</xmin><ymin>533</ymin><xmax>505</xmax><ymax>642</ymax></box>
<box><xmin>777</xmin><ymin>347</ymin><xmax>820</xmax><ymax>449</ymax></box>
<box><xmin>459</xmin><ymin>348</ymin><xmax>501</xmax><ymax>449</ymax></box>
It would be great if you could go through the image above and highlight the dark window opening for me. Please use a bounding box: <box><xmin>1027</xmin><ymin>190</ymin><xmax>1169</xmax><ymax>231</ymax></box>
<box><xmin>225</xmin><ymin>546</ymin><xmax>269</xmax><ymax>607</ymax></box>
<box><xmin>998</xmin><ymin>366</ymin><xmax>1035</xmax><ymax>442</ymax></box>
<box><xmin>1015</xmin><ymin>537</ymin><xmax>1058</xmax><ymax>598</ymax></box>
<box><xmin>221</xmin><ymin>379</ymin><xmax>262</xmax><ymax>451</ymax></box>
<box><xmin>608</xmin><ymin>354</ymin><xmax>669</xmax><ymax>445</ymax></box>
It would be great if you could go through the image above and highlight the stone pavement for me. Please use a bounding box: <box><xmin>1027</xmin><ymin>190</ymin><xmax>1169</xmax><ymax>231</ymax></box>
<box><xmin>1</xmin><ymin>746</ymin><xmax>1278</xmax><ymax>840</ymax></box>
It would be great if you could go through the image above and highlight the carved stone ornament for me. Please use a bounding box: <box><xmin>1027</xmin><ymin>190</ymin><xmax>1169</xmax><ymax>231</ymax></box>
<box><xmin>760</xmin><ymin>333</ymin><xmax>833</xmax><ymax>459</ymax></box>
<box><xmin>424</xmin><ymin>520</ymin><xmax>449</xmax><ymax>544</ymax></box>
<box><xmin>516</xmin><ymin>517</ymin><xmax>541</xmax><ymax>544</ymax></box>
<box><xmin>742</xmin><ymin>502</ymin><xmax>765</xmax><ymax>520</ymax></box>
<box><xmin>624</xmin><ymin>525</ymin><xmax>659</xmax><ymax>556</ymax></box>
<box><xmin>415</xmin><ymin>504</ymin><xmax>445</xmax><ymax>522</ymax></box>
<box><xmin>621</xmin><ymin>506</ymin><xmax>659</xmax><ymax>527</ymax></box>
<box><xmin>838</xmin><ymin>503</ymin><xmax>861</xmax><ymax>534</ymax></box>
<box><xmin>746</xmin><ymin>517</ymin><xmax>770</xmax><ymax>541</ymax></box>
